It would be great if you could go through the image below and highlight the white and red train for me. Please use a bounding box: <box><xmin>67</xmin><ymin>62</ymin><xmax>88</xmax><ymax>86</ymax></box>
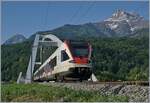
<box><xmin>33</xmin><ymin>40</ymin><xmax>92</xmax><ymax>81</ymax></box>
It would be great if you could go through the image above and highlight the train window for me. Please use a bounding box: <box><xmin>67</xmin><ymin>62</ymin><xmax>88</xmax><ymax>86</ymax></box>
<box><xmin>61</xmin><ymin>50</ymin><xmax>69</xmax><ymax>62</ymax></box>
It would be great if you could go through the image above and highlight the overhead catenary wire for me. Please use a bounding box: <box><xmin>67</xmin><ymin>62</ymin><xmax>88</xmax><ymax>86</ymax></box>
<box><xmin>44</xmin><ymin>2</ymin><xmax>50</xmax><ymax>29</ymax></box>
<box><xmin>69</xmin><ymin>5</ymin><xmax>83</xmax><ymax>24</ymax></box>
<box><xmin>77</xmin><ymin>1</ymin><xmax>96</xmax><ymax>23</ymax></box>
<box><xmin>43</xmin><ymin>2</ymin><xmax>96</xmax><ymax>26</ymax></box>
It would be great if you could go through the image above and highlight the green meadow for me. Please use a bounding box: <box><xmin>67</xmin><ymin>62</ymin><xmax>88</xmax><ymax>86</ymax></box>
<box><xmin>1</xmin><ymin>83</ymin><xmax>128</xmax><ymax>102</ymax></box>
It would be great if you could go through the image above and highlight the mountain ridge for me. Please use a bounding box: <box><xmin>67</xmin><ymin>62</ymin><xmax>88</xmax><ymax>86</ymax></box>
<box><xmin>4</xmin><ymin>34</ymin><xmax>26</xmax><ymax>45</ymax></box>
<box><xmin>4</xmin><ymin>9</ymin><xmax>149</xmax><ymax>44</ymax></box>
<box><xmin>35</xmin><ymin>9</ymin><xmax>149</xmax><ymax>39</ymax></box>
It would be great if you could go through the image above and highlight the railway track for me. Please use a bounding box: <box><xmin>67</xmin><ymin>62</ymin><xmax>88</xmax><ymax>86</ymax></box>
<box><xmin>56</xmin><ymin>80</ymin><xmax>149</xmax><ymax>86</ymax></box>
<box><xmin>40</xmin><ymin>80</ymin><xmax>149</xmax><ymax>102</ymax></box>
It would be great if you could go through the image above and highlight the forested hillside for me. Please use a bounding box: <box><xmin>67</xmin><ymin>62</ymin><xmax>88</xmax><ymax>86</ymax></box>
<box><xmin>1</xmin><ymin>41</ymin><xmax>32</xmax><ymax>81</ymax></box>
<box><xmin>1</xmin><ymin>31</ymin><xmax>149</xmax><ymax>81</ymax></box>
<box><xmin>87</xmin><ymin>37</ymin><xmax>149</xmax><ymax>81</ymax></box>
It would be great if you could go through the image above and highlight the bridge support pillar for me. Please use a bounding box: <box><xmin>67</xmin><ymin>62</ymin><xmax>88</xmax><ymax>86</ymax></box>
<box><xmin>25</xmin><ymin>34</ymin><xmax>40</xmax><ymax>83</ymax></box>
<box><xmin>88</xmin><ymin>73</ymin><xmax>98</xmax><ymax>82</ymax></box>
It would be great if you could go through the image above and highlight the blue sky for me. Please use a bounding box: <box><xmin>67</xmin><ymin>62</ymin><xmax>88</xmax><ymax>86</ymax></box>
<box><xmin>2</xmin><ymin>1</ymin><xmax>149</xmax><ymax>43</ymax></box>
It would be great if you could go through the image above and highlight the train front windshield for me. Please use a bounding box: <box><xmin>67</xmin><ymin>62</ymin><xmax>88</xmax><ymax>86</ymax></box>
<box><xmin>69</xmin><ymin>41</ymin><xmax>89</xmax><ymax>57</ymax></box>
<box><xmin>73</xmin><ymin>47</ymin><xmax>89</xmax><ymax>57</ymax></box>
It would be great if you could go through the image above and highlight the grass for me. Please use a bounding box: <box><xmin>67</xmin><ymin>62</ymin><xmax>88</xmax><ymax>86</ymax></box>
<box><xmin>1</xmin><ymin>83</ymin><xmax>129</xmax><ymax>102</ymax></box>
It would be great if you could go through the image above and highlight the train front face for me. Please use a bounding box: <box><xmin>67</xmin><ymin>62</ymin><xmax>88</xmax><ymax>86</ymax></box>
<box><xmin>66</xmin><ymin>40</ymin><xmax>92</xmax><ymax>80</ymax></box>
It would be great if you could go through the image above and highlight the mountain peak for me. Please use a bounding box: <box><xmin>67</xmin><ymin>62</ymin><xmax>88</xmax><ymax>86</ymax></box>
<box><xmin>103</xmin><ymin>9</ymin><xmax>148</xmax><ymax>35</ymax></box>
<box><xmin>112</xmin><ymin>9</ymin><xmax>127</xmax><ymax>17</ymax></box>
<box><xmin>4</xmin><ymin>34</ymin><xmax>26</xmax><ymax>45</ymax></box>
<box><xmin>105</xmin><ymin>9</ymin><xmax>143</xmax><ymax>22</ymax></box>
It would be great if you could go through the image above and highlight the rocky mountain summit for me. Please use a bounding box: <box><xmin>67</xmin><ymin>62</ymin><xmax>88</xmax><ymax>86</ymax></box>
<box><xmin>100</xmin><ymin>9</ymin><xmax>149</xmax><ymax>37</ymax></box>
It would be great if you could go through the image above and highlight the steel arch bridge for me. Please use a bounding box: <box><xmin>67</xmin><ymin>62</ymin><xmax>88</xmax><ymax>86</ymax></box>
<box><xmin>17</xmin><ymin>33</ymin><xmax>97</xmax><ymax>83</ymax></box>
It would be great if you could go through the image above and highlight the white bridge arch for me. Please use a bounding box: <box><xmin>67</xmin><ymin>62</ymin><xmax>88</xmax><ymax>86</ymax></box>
<box><xmin>18</xmin><ymin>33</ymin><xmax>63</xmax><ymax>83</ymax></box>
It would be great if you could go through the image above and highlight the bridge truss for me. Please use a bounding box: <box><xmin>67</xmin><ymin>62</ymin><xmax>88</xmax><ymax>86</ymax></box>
<box><xmin>17</xmin><ymin>33</ymin><xmax>97</xmax><ymax>83</ymax></box>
